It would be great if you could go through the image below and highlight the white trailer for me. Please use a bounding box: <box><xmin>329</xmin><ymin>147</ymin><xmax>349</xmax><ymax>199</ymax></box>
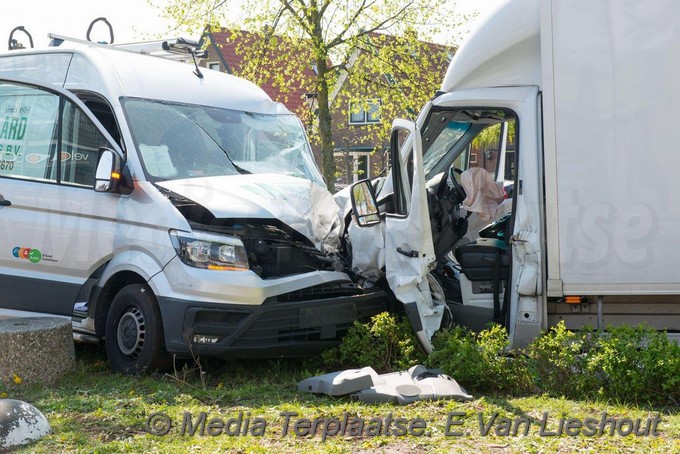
<box><xmin>348</xmin><ymin>0</ymin><xmax>680</xmax><ymax>348</ymax></box>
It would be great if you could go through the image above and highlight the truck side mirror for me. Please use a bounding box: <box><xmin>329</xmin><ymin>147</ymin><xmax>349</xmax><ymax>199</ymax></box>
<box><xmin>350</xmin><ymin>179</ymin><xmax>381</xmax><ymax>227</ymax></box>
<box><xmin>94</xmin><ymin>147</ymin><xmax>133</xmax><ymax>195</ymax></box>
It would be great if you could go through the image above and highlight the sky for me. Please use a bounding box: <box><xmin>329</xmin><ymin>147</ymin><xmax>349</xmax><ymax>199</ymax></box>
<box><xmin>1</xmin><ymin>0</ymin><xmax>506</xmax><ymax>50</ymax></box>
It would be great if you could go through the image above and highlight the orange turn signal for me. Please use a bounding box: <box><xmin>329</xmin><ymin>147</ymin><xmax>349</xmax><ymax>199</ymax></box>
<box><xmin>207</xmin><ymin>264</ymin><xmax>247</xmax><ymax>271</ymax></box>
<box><xmin>565</xmin><ymin>296</ymin><xmax>583</xmax><ymax>304</ymax></box>
<box><xmin>111</xmin><ymin>172</ymin><xmax>121</xmax><ymax>179</ymax></box>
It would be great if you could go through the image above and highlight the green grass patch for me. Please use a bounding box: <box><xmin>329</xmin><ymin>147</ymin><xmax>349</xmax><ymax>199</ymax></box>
<box><xmin>2</xmin><ymin>320</ymin><xmax>679</xmax><ymax>453</ymax></box>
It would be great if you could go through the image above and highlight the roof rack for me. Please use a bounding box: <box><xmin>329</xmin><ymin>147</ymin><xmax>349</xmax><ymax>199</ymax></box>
<box><xmin>8</xmin><ymin>26</ymin><xmax>34</xmax><ymax>51</ymax></box>
<box><xmin>86</xmin><ymin>17</ymin><xmax>114</xmax><ymax>44</ymax></box>
<box><xmin>47</xmin><ymin>33</ymin><xmax>208</xmax><ymax>63</ymax></box>
<box><xmin>118</xmin><ymin>37</ymin><xmax>207</xmax><ymax>61</ymax></box>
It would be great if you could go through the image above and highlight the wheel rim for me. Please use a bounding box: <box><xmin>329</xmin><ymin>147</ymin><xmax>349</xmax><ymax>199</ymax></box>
<box><xmin>116</xmin><ymin>307</ymin><xmax>145</xmax><ymax>357</ymax></box>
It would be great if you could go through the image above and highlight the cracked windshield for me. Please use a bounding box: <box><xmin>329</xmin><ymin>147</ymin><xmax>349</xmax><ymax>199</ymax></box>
<box><xmin>123</xmin><ymin>98</ymin><xmax>324</xmax><ymax>185</ymax></box>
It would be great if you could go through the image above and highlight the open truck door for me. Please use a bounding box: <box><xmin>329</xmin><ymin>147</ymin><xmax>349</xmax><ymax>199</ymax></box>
<box><xmin>351</xmin><ymin>119</ymin><xmax>445</xmax><ymax>353</ymax></box>
<box><xmin>351</xmin><ymin>87</ymin><xmax>543</xmax><ymax>350</ymax></box>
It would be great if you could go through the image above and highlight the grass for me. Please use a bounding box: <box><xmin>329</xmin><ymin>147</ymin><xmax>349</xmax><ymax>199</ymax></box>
<box><xmin>4</xmin><ymin>343</ymin><xmax>679</xmax><ymax>453</ymax></box>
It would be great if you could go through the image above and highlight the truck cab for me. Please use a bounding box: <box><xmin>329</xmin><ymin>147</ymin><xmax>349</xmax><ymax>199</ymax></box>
<box><xmin>348</xmin><ymin>0</ymin><xmax>680</xmax><ymax>349</ymax></box>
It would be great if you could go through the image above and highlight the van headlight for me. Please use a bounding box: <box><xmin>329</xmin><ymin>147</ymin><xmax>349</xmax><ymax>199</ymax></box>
<box><xmin>170</xmin><ymin>230</ymin><xmax>249</xmax><ymax>271</ymax></box>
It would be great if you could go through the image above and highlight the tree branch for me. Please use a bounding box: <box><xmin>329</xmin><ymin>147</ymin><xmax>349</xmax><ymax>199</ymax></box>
<box><xmin>327</xmin><ymin>0</ymin><xmax>370</xmax><ymax>48</ymax></box>
<box><xmin>328</xmin><ymin>0</ymin><xmax>415</xmax><ymax>49</ymax></box>
<box><xmin>319</xmin><ymin>0</ymin><xmax>334</xmax><ymax>17</ymax></box>
<box><xmin>278</xmin><ymin>0</ymin><xmax>314</xmax><ymax>37</ymax></box>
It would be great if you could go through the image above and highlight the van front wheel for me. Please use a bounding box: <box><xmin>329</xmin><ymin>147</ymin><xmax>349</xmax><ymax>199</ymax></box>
<box><xmin>105</xmin><ymin>284</ymin><xmax>171</xmax><ymax>374</ymax></box>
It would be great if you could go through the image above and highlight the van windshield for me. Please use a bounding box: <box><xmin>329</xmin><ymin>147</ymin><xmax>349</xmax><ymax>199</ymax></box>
<box><xmin>122</xmin><ymin>98</ymin><xmax>324</xmax><ymax>185</ymax></box>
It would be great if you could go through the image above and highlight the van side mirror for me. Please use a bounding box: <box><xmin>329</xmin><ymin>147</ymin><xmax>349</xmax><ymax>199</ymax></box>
<box><xmin>350</xmin><ymin>179</ymin><xmax>381</xmax><ymax>227</ymax></box>
<box><xmin>94</xmin><ymin>148</ymin><xmax>133</xmax><ymax>194</ymax></box>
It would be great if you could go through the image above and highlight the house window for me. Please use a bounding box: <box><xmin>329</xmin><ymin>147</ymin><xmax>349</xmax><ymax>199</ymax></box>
<box><xmin>469</xmin><ymin>153</ymin><xmax>477</xmax><ymax>164</ymax></box>
<box><xmin>349</xmin><ymin>99</ymin><xmax>381</xmax><ymax>125</ymax></box>
<box><xmin>333</xmin><ymin>151</ymin><xmax>372</xmax><ymax>188</ymax></box>
<box><xmin>208</xmin><ymin>62</ymin><xmax>220</xmax><ymax>71</ymax></box>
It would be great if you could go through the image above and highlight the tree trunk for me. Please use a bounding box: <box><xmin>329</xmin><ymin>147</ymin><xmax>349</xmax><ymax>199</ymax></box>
<box><xmin>315</xmin><ymin>59</ymin><xmax>335</xmax><ymax>192</ymax></box>
<box><xmin>309</xmin><ymin>5</ymin><xmax>336</xmax><ymax>192</ymax></box>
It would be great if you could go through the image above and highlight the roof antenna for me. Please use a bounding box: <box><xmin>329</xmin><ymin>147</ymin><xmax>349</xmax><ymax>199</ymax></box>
<box><xmin>162</xmin><ymin>38</ymin><xmax>206</xmax><ymax>78</ymax></box>
<box><xmin>8</xmin><ymin>26</ymin><xmax>34</xmax><ymax>51</ymax></box>
<box><xmin>190</xmin><ymin>49</ymin><xmax>204</xmax><ymax>79</ymax></box>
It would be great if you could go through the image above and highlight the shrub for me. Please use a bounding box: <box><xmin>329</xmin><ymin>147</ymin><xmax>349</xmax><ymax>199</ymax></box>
<box><xmin>642</xmin><ymin>331</ymin><xmax>680</xmax><ymax>405</ymax></box>
<box><xmin>526</xmin><ymin>322</ymin><xmax>680</xmax><ymax>403</ymax></box>
<box><xmin>525</xmin><ymin>322</ymin><xmax>596</xmax><ymax>398</ymax></box>
<box><xmin>321</xmin><ymin>312</ymin><xmax>426</xmax><ymax>373</ymax></box>
<box><xmin>585</xmin><ymin>325</ymin><xmax>680</xmax><ymax>403</ymax></box>
<box><xmin>320</xmin><ymin>314</ymin><xmax>680</xmax><ymax>403</ymax></box>
<box><xmin>427</xmin><ymin>324</ymin><xmax>533</xmax><ymax>395</ymax></box>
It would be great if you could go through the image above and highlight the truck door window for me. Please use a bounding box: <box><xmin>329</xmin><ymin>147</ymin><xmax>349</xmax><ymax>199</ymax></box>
<box><xmin>83</xmin><ymin>99</ymin><xmax>122</xmax><ymax>149</ymax></box>
<box><xmin>421</xmin><ymin>109</ymin><xmax>516</xmax><ymax>181</ymax></box>
<box><xmin>0</xmin><ymin>82</ymin><xmax>59</xmax><ymax>183</ymax></box>
<box><xmin>469</xmin><ymin>119</ymin><xmax>516</xmax><ymax>181</ymax></box>
<box><xmin>391</xmin><ymin>128</ymin><xmax>410</xmax><ymax>216</ymax></box>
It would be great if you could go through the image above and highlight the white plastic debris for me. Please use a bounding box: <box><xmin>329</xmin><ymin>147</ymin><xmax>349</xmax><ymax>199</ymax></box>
<box><xmin>298</xmin><ymin>365</ymin><xmax>472</xmax><ymax>405</ymax></box>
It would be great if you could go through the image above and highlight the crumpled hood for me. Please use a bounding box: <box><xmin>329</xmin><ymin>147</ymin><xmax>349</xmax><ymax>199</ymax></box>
<box><xmin>158</xmin><ymin>174</ymin><xmax>341</xmax><ymax>252</ymax></box>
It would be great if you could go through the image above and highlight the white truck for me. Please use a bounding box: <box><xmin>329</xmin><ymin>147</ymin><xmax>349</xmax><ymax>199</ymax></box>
<box><xmin>347</xmin><ymin>0</ymin><xmax>680</xmax><ymax>350</ymax></box>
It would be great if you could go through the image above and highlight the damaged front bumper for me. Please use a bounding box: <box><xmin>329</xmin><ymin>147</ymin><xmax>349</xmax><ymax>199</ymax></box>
<box><xmin>158</xmin><ymin>282</ymin><xmax>386</xmax><ymax>358</ymax></box>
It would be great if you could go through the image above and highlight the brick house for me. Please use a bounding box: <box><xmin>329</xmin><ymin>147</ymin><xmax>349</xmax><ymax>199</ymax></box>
<box><xmin>329</xmin><ymin>33</ymin><xmax>454</xmax><ymax>189</ymax></box>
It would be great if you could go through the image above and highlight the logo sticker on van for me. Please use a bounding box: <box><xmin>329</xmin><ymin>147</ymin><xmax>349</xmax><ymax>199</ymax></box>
<box><xmin>28</xmin><ymin>249</ymin><xmax>41</xmax><ymax>263</ymax></box>
<box><xmin>11</xmin><ymin>246</ymin><xmax>45</xmax><ymax>263</ymax></box>
<box><xmin>25</xmin><ymin>153</ymin><xmax>48</xmax><ymax>164</ymax></box>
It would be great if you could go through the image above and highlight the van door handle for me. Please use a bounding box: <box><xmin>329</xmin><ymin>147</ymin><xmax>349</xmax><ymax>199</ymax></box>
<box><xmin>0</xmin><ymin>197</ymin><xmax>11</xmax><ymax>207</ymax></box>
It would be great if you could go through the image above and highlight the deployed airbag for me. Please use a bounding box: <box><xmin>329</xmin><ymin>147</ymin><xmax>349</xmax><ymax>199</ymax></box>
<box><xmin>461</xmin><ymin>167</ymin><xmax>505</xmax><ymax>223</ymax></box>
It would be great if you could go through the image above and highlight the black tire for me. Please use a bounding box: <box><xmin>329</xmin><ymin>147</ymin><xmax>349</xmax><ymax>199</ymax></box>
<box><xmin>105</xmin><ymin>284</ymin><xmax>171</xmax><ymax>375</ymax></box>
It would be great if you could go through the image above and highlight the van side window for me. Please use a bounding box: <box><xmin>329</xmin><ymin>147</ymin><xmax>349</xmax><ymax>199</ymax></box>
<box><xmin>0</xmin><ymin>82</ymin><xmax>59</xmax><ymax>183</ymax></box>
<box><xmin>82</xmin><ymin>98</ymin><xmax>123</xmax><ymax>149</ymax></box>
<box><xmin>60</xmin><ymin>101</ymin><xmax>109</xmax><ymax>187</ymax></box>
<box><xmin>0</xmin><ymin>81</ymin><xmax>113</xmax><ymax>188</ymax></box>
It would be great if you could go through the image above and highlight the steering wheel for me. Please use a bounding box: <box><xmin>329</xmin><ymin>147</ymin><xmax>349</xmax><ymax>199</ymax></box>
<box><xmin>447</xmin><ymin>167</ymin><xmax>466</xmax><ymax>203</ymax></box>
<box><xmin>428</xmin><ymin>167</ymin><xmax>468</xmax><ymax>259</ymax></box>
<box><xmin>435</xmin><ymin>167</ymin><xmax>465</xmax><ymax>201</ymax></box>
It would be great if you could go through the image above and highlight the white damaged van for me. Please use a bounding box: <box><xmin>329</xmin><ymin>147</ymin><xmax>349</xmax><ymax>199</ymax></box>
<box><xmin>0</xmin><ymin>36</ymin><xmax>385</xmax><ymax>373</ymax></box>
